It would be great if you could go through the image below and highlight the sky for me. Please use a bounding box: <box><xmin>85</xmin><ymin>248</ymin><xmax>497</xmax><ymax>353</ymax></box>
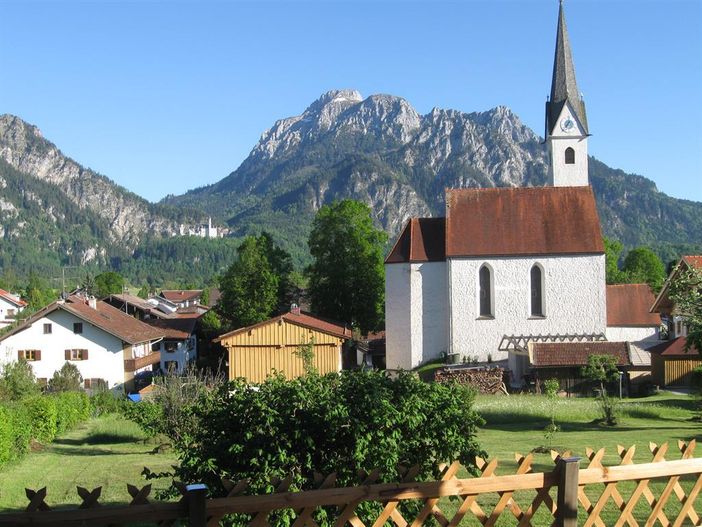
<box><xmin>1</xmin><ymin>0</ymin><xmax>700</xmax><ymax>203</ymax></box>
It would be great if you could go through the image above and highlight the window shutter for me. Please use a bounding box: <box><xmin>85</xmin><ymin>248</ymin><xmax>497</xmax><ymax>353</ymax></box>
<box><xmin>82</xmin><ymin>349</ymin><xmax>89</xmax><ymax>360</ymax></box>
<box><xmin>65</xmin><ymin>349</ymin><xmax>70</xmax><ymax>360</ymax></box>
<box><xmin>17</xmin><ymin>350</ymin><xmax>22</xmax><ymax>360</ymax></box>
<box><xmin>84</xmin><ymin>379</ymin><xmax>91</xmax><ymax>389</ymax></box>
<box><xmin>35</xmin><ymin>350</ymin><xmax>41</xmax><ymax>361</ymax></box>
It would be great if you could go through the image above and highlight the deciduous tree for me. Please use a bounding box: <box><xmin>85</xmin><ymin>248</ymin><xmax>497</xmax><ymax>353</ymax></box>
<box><xmin>622</xmin><ymin>247</ymin><xmax>666</xmax><ymax>291</ymax></box>
<box><xmin>668</xmin><ymin>263</ymin><xmax>702</xmax><ymax>355</ymax></box>
<box><xmin>306</xmin><ymin>200</ymin><xmax>386</xmax><ymax>333</ymax></box>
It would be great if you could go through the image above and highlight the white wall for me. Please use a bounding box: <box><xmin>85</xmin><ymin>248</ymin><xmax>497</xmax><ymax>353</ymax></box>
<box><xmin>548</xmin><ymin>104</ymin><xmax>588</xmax><ymax>187</ymax></box>
<box><xmin>0</xmin><ymin>296</ymin><xmax>23</xmax><ymax>329</ymax></box>
<box><xmin>0</xmin><ymin>309</ymin><xmax>127</xmax><ymax>388</ymax></box>
<box><xmin>159</xmin><ymin>336</ymin><xmax>197</xmax><ymax>373</ymax></box>
<box><xmin>385</xmin><ymin>262</ymin><xmax>447</xmax><ymax>370</ymax></box>
<box><xmin>606</xmin><ymin>326</ymin><xmax>660</xmax><ymax>349</ymax></box>
<box><xmin>448</xmin><ymin>254</ymin><xmax>606</xmax><ymax>362</ymax></box>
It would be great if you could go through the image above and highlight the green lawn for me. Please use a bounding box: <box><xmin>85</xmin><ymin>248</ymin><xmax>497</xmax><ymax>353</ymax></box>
<box><xmin>0</xmin><ymin>414</ymin><xmax>177</xmax><ymax>511</ymax></box>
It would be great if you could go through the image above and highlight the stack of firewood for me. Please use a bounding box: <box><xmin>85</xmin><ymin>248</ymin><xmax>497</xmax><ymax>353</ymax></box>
<box><xmin>434</xmin><ymin>367</ymin><xmax>507</xmax><ymax>394</ymax></box>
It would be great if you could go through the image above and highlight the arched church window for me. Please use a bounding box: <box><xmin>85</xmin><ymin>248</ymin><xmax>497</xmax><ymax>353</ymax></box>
<box><xmin>530</xmin><ymin>264</ymin><xmax>544</xmax><ymax>317</ymax></box>
<box><xmin>565</xmin><ymin>147</ymin><xmax>575</xmax><ymax>165</ymax></box>
<box><xmin>479</xmin><ymin>265</ymin><xmax>493</xmax><ymax>317</ymax></box>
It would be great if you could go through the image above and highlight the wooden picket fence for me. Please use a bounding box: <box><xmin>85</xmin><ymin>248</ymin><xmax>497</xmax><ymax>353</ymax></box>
<box><xmin>0</xmin><ymin>440</ymin><xmax>700</xmax><ymax>526</ymax></box>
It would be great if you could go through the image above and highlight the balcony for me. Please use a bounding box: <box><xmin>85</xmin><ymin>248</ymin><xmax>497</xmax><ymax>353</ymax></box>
<box><xmin>124</xmin><ymin>351</ymin><xmax>161</xmax><ymax>372</ymax></box>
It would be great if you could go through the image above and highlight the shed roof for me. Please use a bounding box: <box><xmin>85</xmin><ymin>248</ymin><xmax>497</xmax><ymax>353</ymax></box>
<box><xmin>445</xmin><ymin>186</ymin><xmax>604</xmax><ymax>257</ymax></box>
<box><xmin>606</xmin><ymin>284</ymin><xmax>660</xmax><ymax>327</ymax></box>
<box><xmin>385</xmin><ymin>217</ymin><xmax>445</xmax><ymax>263</ymax></box>
<box><xmin>530</xmin><ymin>341</ymin><xmax>630</xmax><ymax>368</ymax></box>
<box><xmin>649</xmin><ymin>337</ymin><xmax>700</xmax><ymax>357</ymax></box>
<box><xmin>214</xmin><ymin>310</ymin><xmax>352</xmax><ymax>343</ymax></box>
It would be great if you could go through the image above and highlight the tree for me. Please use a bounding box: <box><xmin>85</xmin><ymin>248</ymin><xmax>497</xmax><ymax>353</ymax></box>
<box><xmin>604</xmin><ymin>237</ymin><xmax>626</xmax><ymax>284</ymax></box>
<box><xmin>622</xmin><ymin>247</ymin><xmax>666</xmax><ymax>291</ymax></box>
<box><xmin>94</xmin><ymin>271</ymin><xmax>124</xmax><ymax>298</ymax></box>
<box><xmin>259</xmin><ymin>232</ymin><xmax>296</xmax><ymax>312</ymax></box>
<box><xmin>0</xmin><ymin>359</ymin><xmax>40</xmax><ymax>401</ymax></box>
<box><xmin>306</xmin><ymin>200</ymin><xmax>387</xmax><ymax>333</ymax></box>
<box><xmin>48</xmin><ymin>362</ymin><xmax>82</xmax><ymax>392</ymax></box>
<box><xmin>218</xmin><ymin>236</ymin><xmax>279</xmax><ymax>328</ymax></box>
<box><xmin>668</xmin><ymin>263</ymin><xmax>702</xmax><ymax>355</ymax></box>
<box><xmin>581</xmin><ymin>354</ymin><xmax>621</xmax><ymax>426</ymax></box>
<box><xmin>23</xmin><ymin>273</ymin><xmax>55</xmax><ymax>312</ymax></box>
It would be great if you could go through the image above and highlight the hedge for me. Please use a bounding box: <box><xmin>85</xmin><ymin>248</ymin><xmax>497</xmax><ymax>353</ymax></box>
<box><xmin>0</xmin><ymin>391</ymin><xmax>93</xmax><ymax>469</ymax></box>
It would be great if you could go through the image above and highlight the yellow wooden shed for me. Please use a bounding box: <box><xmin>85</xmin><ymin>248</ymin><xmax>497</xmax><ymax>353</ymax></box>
<box><xmin>214</xmin><ymin>309</ymin><xmax>352</xmax><ymax>383</ymax></box>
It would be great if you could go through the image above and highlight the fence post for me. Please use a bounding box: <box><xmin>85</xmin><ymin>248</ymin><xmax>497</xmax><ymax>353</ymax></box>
<box><xmin>186</xmin><ymin>483</ymin><xmax>208</xmax><ymax>527</ymax></box>
<box><xmin>556</xmin><ymin>456</ymin><xmax>580</xmax><ymax>527</ymax></box>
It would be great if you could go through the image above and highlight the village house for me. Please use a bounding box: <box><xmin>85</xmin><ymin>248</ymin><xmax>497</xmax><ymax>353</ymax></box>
<box><xmin>649</xmin><ymin>255</ymin><xmax>702</xmax><ymax>387</ymax></box>
<box><xmin>0</xmin><ymin>294</ymin><xmax>163</xmax><ymax>392</ymax></box>
<box><xmin>105</xmin><ymin>292</ymin><xmax>200</xmax><ymax>374</ymax></box>
<box><xmin>214</xmin><ymin>306</ymin><xmax>352</xmax><ymax>383</ymax></box>
<box><xmin>0</xmin><ymin>289</ymin><xmax>26</xmax><ymax>329</ymax></box>
<box><xmin>385</xmin><ymin>2</ymin><xmax>610</xmax><ymax>374</ymax></box>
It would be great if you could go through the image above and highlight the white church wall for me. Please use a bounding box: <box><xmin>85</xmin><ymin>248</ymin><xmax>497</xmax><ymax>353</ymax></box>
<box><xmin>385</xmin><ymin>263</ymin><xmax>412</xmax><ymax>370</ymax></box>
<box><xmin>385</xmin><ymin>262</ymin><xmax>448</xmax><ymax>370</ymax></box>
<box><xmin>448</xmin><ymin>254</ymin><xmax>606</xmax><ymax>362</ymax></box>
<box><xmin>0</xmin><ymin>309</ymin><xmax>126</xmax><ymax>388</ymax></box>
<box><xmin>606</xmin><ymin>326</ymin><xmax>660</xmax><ymax>349</ymax></box>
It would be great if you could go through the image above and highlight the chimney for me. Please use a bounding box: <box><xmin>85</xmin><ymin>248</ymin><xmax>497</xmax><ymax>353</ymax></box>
<box><xmin>88</xmin><ymin>296</ymin><xmax>97</xmax><ymax>309</ymax></box>
<box><xmin>290</xmin><ymin>303</ymin><xmax>300</xmax><ymax>315</ymax></box>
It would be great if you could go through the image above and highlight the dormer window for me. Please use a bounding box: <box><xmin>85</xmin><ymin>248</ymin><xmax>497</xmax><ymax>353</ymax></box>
<box><xmin>565</xmin><ymin>147</ymin><xmax>575</xmax><ymax>164</ymax></box>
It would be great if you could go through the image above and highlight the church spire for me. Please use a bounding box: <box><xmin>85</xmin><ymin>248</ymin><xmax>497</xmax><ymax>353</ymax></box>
<box><xmin>546</xmin><ymin>0</ymin><xmax>588</xmax><ymax>136</ymax></box>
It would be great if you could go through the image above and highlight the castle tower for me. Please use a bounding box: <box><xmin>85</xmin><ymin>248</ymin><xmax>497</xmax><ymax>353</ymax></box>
<box><xmin>546</xmin><ymin>0</ymin><xmax>589</xmax><ymax>187</ymax></box>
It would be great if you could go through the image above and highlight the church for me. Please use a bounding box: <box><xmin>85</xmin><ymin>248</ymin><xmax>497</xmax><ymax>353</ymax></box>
<box><xmin>384</xmin><ymin>2</ymin><xmax>658</xmax><ymax>382</ymax></box>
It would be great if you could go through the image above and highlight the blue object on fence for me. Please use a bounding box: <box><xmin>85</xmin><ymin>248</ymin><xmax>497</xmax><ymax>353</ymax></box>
<box><xmin>127</xmin><ymin>393</ymin><xmax>142</xmax><ymax>402</ymax></box>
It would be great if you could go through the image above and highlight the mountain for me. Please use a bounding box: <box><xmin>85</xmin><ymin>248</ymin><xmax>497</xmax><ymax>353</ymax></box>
<box><xmin>163</xmin><ymin>89</ymin><xmax>702</xmax><ymax>260</ymax></box>
<box><xmin>0</xmin><ymin>114</ymin><xmax>206</xmax><ymax>249</ymax></box>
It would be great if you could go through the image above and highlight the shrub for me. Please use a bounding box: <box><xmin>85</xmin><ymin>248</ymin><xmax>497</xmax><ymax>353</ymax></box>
<box><xmin>54</xmin><ymin>392</ymin><xmax>91</xmax><ymax>434</ymax></box>
<box><xmin>0</xmin><ymin>406</ymin><xmax>13</xmax><ymax>466</ymax></box>
<box><xmin>90</xmin><ymin>389</ymin><xmax>125</xmax><ymax>416</ymax></box>
<box><xmin>161</xmin><ymin>370</ymin><xmax>484</xmax><ymax>524</ymax></box>
<box><xmin>48</xmin><ymin>362</ymin><xmax>82</xmax><ymax>392</ymax></box>
<box><xmin>121</xmin><ymin>400</ymin><xmax>163</xmax><ymax>438</ymax></box>
<box><xmin>0</xmin><ymin>359</ymin><xmax>40</xmax><ymax>401</ymax></box>
<box><xmin>25</xmin><ymin>396</ymin><xmax>58</xmax><ymax>443</ymax></box>
<box><xmin>6</xmin><ymin>403</ymin><xmax>32</xmax><ymax>459</ymax></box>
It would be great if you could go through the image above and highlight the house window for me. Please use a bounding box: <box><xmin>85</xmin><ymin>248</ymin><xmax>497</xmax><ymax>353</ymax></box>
<box><xmin>43</xmin><ymin>323</ymin><xmax>52</xmax><ymax>334</ymax></box>
<box><xmin>676</xmin><ymin>320</ymin><xmax>682</xmax><ymax>336</ymax></box>
<box><xmin>65</xmin><ymin>349</ymin><xmax>88</xmax><ymax>361</ymax></box>
<box><xmin>165</xmin><ymin>341</ymin><xmax>178</xmax><ymax>353</ymax></box>
<box><xmin>530</xmin><ymin>264</ymin><xmax>544</xmax><ymax>317</ymax></box>
<box><xmin>565</xmin><ymin>147</ymin><xmax>575</xmax><ymax>164</ymax></box>
<box><xmin>73</xmin><ymin>322</ymin><xmax>83</xmax><ymax>334</ymax></box>
<box><xmin>479</xmin><ymin>265</ymin><xmax>493</xmax><ymax>317</ymax></box>
<box><xmin>19</xmin><ymin>349</ymin><xmax>40</xmax><ymax>361</ymax></box>
<box><xmin>7</xmin><ymin>309</ymin><xmax>15</xmax><ymax>317</ymax></box>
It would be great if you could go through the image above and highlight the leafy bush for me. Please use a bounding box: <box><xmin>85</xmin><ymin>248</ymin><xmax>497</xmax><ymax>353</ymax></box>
<box><xmin>159</xmin><ymin>370</ymin><xmax>484</xmax><ymax>525</ymax></box>
<box><xmin>55</xmin><ymin>392</ymin><xmax>91</xmax><ymax>434</ymax></box>
<box><xmin>0</xmin><ymin>359</ymin><xmax>40</xmax><ymax>401</ymax></box>
<box><xmin>0</xmin><ymin>406</ymin><xmax>13</xmax><ymax>466</ymax></box>
<box><xmin>48</xmin><ymin>362</ymin><xmax>82</xmax><ymax>392</ymax></box>
<box><xmin>121</xmin><ymin>400</ymin><xmax>163</xmax><ymax>438</ymax></box>
<box><xmin>6</xmin><ymin>403</ymin><xmax>32</xmax><ymax>459</ymax></box>
<box><xmin>25</xmin><ymin>396</ymin><xmax>58</xmax><ymax>443</ymax></box>
<box><xmin>90</xmin><ymin>389</ymin><xmax>125</xmax><ymax>416</ymax></box>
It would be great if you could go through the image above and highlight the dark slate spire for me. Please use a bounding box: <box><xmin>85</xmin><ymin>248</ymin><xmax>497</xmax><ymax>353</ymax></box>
<box><xmin>547</xmin><ymin>0</ymin><xmax>588</xmax><ymax>135</ymax></box>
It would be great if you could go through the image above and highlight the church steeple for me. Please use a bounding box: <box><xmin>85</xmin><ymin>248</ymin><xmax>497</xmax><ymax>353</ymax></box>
<box><xmin>546</xmin><ymin>0</ymin><xmax>589</xmax><ymax>187</ymax></box>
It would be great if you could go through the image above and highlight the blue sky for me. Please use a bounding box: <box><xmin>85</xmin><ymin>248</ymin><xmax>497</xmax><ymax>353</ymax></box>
<box><xmin>1</xmin><ymin>0</ymin><xmax>700</xmax><ymax>203</ymax></box>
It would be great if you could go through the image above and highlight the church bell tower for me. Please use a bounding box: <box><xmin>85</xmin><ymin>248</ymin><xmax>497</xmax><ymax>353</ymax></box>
<box><xmin>546</xmin><ymin>0</ymin><xmax>589</xmax><ymax>187</ymax></box>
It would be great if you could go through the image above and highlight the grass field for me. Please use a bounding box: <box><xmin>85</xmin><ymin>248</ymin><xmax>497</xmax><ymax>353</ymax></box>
<box><xmin>0</xmin><ymin>414</ymin><xmax>177</xmax><ymax>511</ymax></box>
<box><xmin>0</xmin><ymin>393</ymin><xmax>699</xmax><ymax>524</ymax></box>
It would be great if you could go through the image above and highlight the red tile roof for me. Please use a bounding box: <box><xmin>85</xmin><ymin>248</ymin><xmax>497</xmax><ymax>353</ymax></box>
<box><xmin>214</xmin><ymin>310</ymin><xmax>352</xmax><ymax>342</ymax></box>
<box><xmin>386</xmin><ymin>218</ymin><xmax>446</xmax><ymax>263</ymax></box>
<box><xmin>0</xmin><ymin>289</ymin><xmax>27</xmax><ymax>307</ymax></box>
<box><xmin>682</xmin><ymin>255</ymin><xmax>702</xmax><ymax>270</ymax></box>
<box><xmin>0</xmin><ymin>296</ymin><xmax>163</xmax><ymax>345</ymax></box>
<box><xmin>445</xmin><ymin>186</ymin><xmax>604</xmax><ymax>257</ymax></box>
<box><xmin>160</xmin><ymin>290</ymin><xmax>203</xmax><ymax>303</ymax></box>
<box><xmin>147</xmin><ymin>317</ymin><xmax>198</xmax><ymax>340</ymax></box>
<box><xmin>649</xmin><ymin>337</ymin><xmax>700</xmax><ymax>357</ymax></box>
<box><xmin>530</xmin><ymin>341</ymin><xmax>630</xmax><ymax>368</ymax></box>
<box><xmin>606</xmin><ymin>284</ymin><xmax>660</xmax><ymax>327</ymax></box>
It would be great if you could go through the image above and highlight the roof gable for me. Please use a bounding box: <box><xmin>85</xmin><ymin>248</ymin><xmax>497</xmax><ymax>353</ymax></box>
<box><xmin>445</xmin><ymin>186</ymin><xmax>604</xmax><ymax>257</ymax></box>
<box><xmin>385</xmin><ymin>218</ymin><xmax>446</xmax><ymax>264</ymax></box>
<box><xmin>0</xmin><ymin>289</ymin><xmax>27</xmax><ymax>308</ymax></box>
<box><xmin>651</xmin><ymin>255</ymin><xmax>702</xmax><ymax>313</ymax></box>
<box><xmin>214</xmin><ymin>310</ymin><xmax>351</xmax><ymax>343</ymax></box>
